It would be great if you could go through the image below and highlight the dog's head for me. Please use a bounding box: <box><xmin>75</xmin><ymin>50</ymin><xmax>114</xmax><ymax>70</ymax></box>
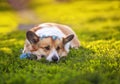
<box><xmin>25</xmin><ymin>31</ymin><xmax>74</xmax><ymax>62</ymax></box>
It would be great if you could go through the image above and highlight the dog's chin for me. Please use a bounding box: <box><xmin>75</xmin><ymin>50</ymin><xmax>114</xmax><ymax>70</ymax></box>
<box><xmin>35</xmin><ymin>54</ymin><xmax>60</xmax><ymax>62</ymax></box>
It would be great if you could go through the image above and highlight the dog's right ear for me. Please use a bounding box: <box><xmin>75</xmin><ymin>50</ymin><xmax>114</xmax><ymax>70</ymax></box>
<box><xmin>26</xmin><ymin>31</ymin><xmax>39</xmax><ymax>44</ymax></box>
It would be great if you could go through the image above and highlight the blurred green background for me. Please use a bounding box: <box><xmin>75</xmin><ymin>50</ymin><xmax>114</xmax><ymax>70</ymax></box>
<box><xmin>0</xmin><ymin>0</ymin><xmax>120</xmax><ymax>84</ymax></box>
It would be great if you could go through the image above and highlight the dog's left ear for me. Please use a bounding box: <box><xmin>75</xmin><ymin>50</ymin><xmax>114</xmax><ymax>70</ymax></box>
<box><xmin>26</xmin><ymin>31</ymin><xmax>39</xmax><ymax>44</ymax></box>
<box><xmin>63</xmin><ymin>34</ymin><xmax>74</xmax><ymax>44</ymax></box>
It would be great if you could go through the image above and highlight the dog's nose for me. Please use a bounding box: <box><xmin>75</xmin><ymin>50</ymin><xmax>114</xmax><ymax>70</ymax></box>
<box><xmin>52</xmin><ymin>56</ymin><xmax>58</xmax><ymax>62</ymax></box>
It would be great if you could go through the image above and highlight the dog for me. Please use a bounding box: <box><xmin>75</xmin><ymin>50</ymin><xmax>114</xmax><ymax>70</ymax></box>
<box><xmin>23</xmin><ymin>23</ymin><xmax>80</xmax><ymax>62</ymax></box>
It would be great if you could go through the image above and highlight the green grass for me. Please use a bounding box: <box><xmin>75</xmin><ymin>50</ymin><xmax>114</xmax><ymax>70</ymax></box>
<box><xmin>0</xmin><ymin>0</ymin><xmax>120</xmax><ymax>84</ymax></box>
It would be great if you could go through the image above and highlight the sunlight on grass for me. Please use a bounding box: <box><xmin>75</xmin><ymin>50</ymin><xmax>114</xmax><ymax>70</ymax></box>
<box><xmin>32</xmin><ymin>0</ymin><xmax>120</xmax><ymax>33</ymax></box>
<box><xmin>0</xmin><ymin>11</ymin><xmax>18</xmax><ymax>33</ymax></box>
<box><xmin>0</xmin><ymin>47</ymin><xmax>12</xmax><ymax>54</ymax></box>
<box><xmin>0</xmin><ymin>38</ymin><xmax>24</xmax><ymax>47</ymax></box>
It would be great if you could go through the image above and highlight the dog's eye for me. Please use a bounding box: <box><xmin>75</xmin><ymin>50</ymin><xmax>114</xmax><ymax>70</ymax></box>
<box><xmin>44</xmin><ymin>46</ymin><xmax>50</xmax><ymax>50</ymax></box>
<box><xmin>56</xmin><ymin>46</ymin><xmax>60</xmax><ymax>51</ymax></box>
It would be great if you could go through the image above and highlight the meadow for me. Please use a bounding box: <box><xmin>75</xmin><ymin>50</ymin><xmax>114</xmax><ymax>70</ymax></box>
<box><xmin>0</xmin><ymin>0</ymin><xmax>120</xmax><ymax>84</ymax></box>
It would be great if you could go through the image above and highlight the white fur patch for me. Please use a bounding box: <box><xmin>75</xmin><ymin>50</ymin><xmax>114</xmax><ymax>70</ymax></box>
<box><xmin>35</xmin><ymin>25</ymin><xmax>65</xmax><ymax>39</ymax></box>
<box><xmin>64</xmin><ymin>42</ymin><xmax>71</xmax><ymax>52</ymax></box>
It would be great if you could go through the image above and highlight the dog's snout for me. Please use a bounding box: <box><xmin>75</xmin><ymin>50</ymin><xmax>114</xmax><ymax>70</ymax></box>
<box><xmin>52</xmin><ymin>55</ymin><xmax>58</xmax><ymax>62</ymax></box>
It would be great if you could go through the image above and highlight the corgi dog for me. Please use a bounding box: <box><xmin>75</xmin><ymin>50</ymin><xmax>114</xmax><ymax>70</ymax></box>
<box><xmin>23</xmin><ymin>23</ymin><xmax>80</xmax><ymax>62</ymax></box>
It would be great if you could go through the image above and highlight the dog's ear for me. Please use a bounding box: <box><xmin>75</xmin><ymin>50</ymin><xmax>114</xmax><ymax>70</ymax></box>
<box><xmin>63</xmin><ymin>34</ymin><xmax>74</xmax><ymax>44</ymax></box>
<box><xmin>26</xmin><ymin>31</ymin><xmax>39</xmax><ymax>44</ymax></box>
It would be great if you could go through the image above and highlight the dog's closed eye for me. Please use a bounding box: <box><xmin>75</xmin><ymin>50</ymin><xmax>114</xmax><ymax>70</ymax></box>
<box><xmin>56</xmin><ymin>46</ymin><xmax>60</xmax><ymax>51</ymax></box>
<box><xmin>44</xmin><ymin>45</ymin><xmax>50</xmax><ymax>50</ymax></box>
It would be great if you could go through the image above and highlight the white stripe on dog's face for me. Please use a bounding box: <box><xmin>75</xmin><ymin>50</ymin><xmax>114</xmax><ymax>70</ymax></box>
<box><xmin>46</xmin><ymin>49</ymin><xmax>59</xmax><ymax>62</ymax></box>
